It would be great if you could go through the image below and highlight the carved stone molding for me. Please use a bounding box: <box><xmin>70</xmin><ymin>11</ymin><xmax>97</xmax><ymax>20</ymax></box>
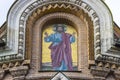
<box><xmin>0</xmin><ymin>69</ymin><xmax>4</xmax><ymax>80</ymax></box>
<box><xmin>99</xmin><ymin>54</ymin><xmax>120</xmax><ymax>63</ymax></box>
<box><xmin>90</xmin><ymin>66</ymin><xmax>110</xmax><ymax>79</ymax></box>
<box><xmin>89</xmin><ymin>59</ymin><xmax>120</xmax><ymax>79</ymax></box>
<box><xmin>5</xmin><ymin>0</ymin><xmax>113</xmax><ymax>62</ymax></box>
<box><xmin>114</xmin><ymin>71</ymin><xmax>120</xmax><ymax>79</ymax></box>
<box><xmin>0</xmin><ymin>60</ymin><xmax>30</xmax><ymax>70</ymax></box>
<box><xmin>9</xmin><ymin>66</ymin><xmax>29</xmax><ymax>80</ymax></box>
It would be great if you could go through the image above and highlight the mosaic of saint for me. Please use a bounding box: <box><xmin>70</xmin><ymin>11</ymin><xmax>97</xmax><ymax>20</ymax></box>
<box><xmin>42</xmin><ymin>24</ymin><xmax>77</xmax><ymax>71</ymax></box>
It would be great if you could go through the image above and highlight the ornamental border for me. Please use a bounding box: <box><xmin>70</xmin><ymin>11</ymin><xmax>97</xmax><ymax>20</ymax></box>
<box><xmin>18</xmin><ymin>0</ymin><xmax>100</xmax><ymax>59</ymax></box>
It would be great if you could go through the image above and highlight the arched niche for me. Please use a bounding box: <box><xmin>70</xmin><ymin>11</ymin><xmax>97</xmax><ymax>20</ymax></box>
<box><xmin>31</xmin><ymin>13</ymin><xmax>88</xmax><ymax>70</ymax></box>
<box><xmin>6</xmin><ymin>0</ymin><xmax>113</xmax><ymax>71</ymax></box>
<box><xmin>23</xmin><ymin>3</ymin><xmax>97</xmax><ymax>72</ymax></box>
<box><xmin>26</xmin><ymin>12</ymin><xmax>89</xmax><ymax>71</ymax></box>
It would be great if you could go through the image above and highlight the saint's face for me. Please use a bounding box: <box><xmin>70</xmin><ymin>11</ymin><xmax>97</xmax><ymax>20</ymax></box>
<box><xmin>57</xmin><ymin>26</ymin><xmax>64</xmax><ymax>33</ymax></box>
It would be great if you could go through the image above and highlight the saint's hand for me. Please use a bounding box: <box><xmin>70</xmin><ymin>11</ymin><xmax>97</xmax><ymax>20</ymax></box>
<box><xmin>72</xmin><ymin>32</ymin><xmax>76</xmax><ymax>36</ymax></box>
<box><xmin>44</xmin><ymin>32</ymin><xmax>48</xmax><ymax>37</ymax></box>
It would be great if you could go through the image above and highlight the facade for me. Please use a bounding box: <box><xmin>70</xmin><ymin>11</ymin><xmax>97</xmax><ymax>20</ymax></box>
<box><xmin>0</xmin><ymin>0</ymin><xmax>120</xmax><ymax>80</ymax></box>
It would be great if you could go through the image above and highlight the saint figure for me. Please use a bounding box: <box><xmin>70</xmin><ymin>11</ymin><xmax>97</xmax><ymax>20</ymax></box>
<box><xmin>44</xmin><ymin>24</ymin><xmax>75</xmax><ymax>71</ymax></box>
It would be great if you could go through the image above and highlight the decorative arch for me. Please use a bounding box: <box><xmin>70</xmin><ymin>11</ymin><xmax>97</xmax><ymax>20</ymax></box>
<box><xmin>6</xmin><ymin>0</ymin><xmax>113</xmax><ymax>66</ymax></box>
<box><xmin>28</xmin><ymin>12</ymin><xmax>87</xmax><ymax>71</ymax></box>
